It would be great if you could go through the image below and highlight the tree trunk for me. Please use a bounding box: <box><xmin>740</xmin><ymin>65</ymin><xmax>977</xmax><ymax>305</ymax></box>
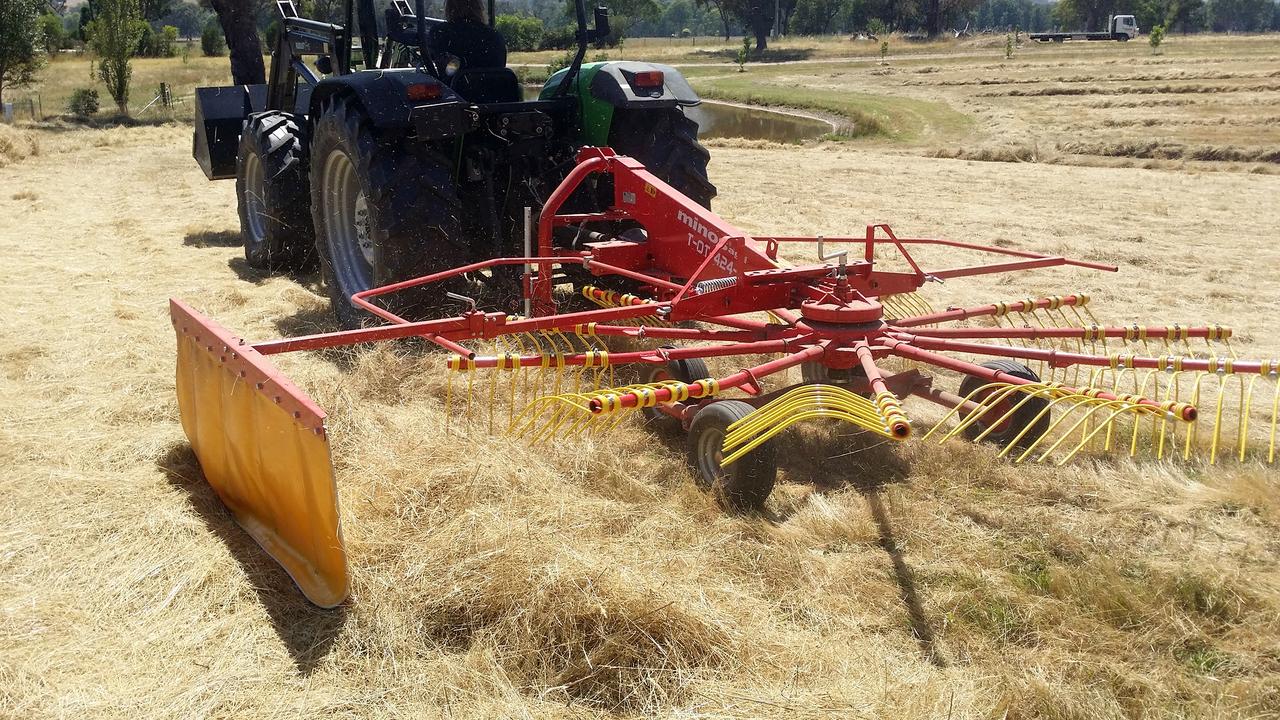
<box><xmin>751</xmin><ymin>15</ymin><xmax>770</xmax><ymax>50</ymax></box>
<box><xmin>208</xmin><ymin>0</ymin><xmax>266</xmax><ymax>85</ymax></box>
<box><xmin>924</xmin><ymin>0</ymin><xmax>942</xmax><ymax>36</ymax></box>
<box><xmin>719</xmin><ymin>8</ymin><xmax>730</xmax><ymax>40</ymax></box>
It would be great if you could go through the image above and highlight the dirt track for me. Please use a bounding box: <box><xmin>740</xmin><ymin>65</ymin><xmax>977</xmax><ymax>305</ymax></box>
<box><xmin>2</xmin><ymin>124</ymin><xmax>1279</xmax><ymax>718</ymax></box>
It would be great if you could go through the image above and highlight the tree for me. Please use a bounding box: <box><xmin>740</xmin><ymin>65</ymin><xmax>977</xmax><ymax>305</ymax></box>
<box><xmin>159</xmin><ymin>2</ymin><xmax>213</xmax><ymax>38</ymax></box>
<box><xmin>722</xmin><ymin>0</ymin><xmax>781</xmax><ymax>50</ymax></box>
<box><xmin>206</xmin><ymin>0</ymin><xmax>265</xmax><ymax>85</ymax></box>
<box><xmin>789</xmin><ymin>0</ymin><xmax>844</xmax><ymax>34</ymax></box>
<box><xmin>921</xmin><ymin>0</ymin><xmax>982</xmax><ymax>36</ymax></box>
<box><xmin>87</xmin><ymin>0</ymin><xmax>145</xmax><ymax>115</ymax></box>
<box><xmin>694</xmin><ymin>0</ymin><xmax>732</xmax><ymax>38</ymax></box>
<box><xmin>0</xmin><ymin>0</ymin><xmax>45</xmax><ymax>107</ymax></box>
<box><xmin>496</xmin><ymin>14</ymin><xmax>543</xmax><ymax>50</ymax></box>
<box><xmin>1053</xmin><ymin>0</ymin><xmax>1116</xmax><ymax>30</ymax></box>
<box><xmin>38</xmin><ymin>12</ymin><xmax>65</xmax><ymax>53</ymax></box>
<box><xmin>200</xmin><ymin>15</ymin><xmax>225</xmax><ymax>54</ymax></box>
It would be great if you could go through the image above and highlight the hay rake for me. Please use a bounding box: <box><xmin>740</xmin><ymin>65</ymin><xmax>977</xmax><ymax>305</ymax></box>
<box><xmin>171</xmin><ymin>147</ymin><xmax>1277</xmax><ymax>606</ymax></box>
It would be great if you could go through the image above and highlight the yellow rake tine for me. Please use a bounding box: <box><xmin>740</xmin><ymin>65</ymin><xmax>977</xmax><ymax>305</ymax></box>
<box><xmin>998</xmin><ymin>389</ymin><xmax>1091</xmax><ymax>459</ymax></box>
<box><xmin>1183</xmin><ymin>374</ymin><xmax>1204</xmax><ymax>461</ymax></box>
<box><xmin>923</xmin><ymin>382</ymin><xmax>1027</xmax><ymax>441</ymax></box>
<box><xmin>1268</xmin><ymin>378</ymin><xmax>1279</xmax><ymax>464</ymax></box>
<box><xmin>1238</xmin><ymin>375</ymin><xmax>1257</xmax><ymax>462</ymax></box>
<box><xmin>722</xmin><ymin>385</ymin><xmax>909</xmax><ymax>465</ymax></box>
<box><xmin>943</xmin><ymin>383</ymin><xmax>1040</xmax><ymax>441</ymax></box>
<box><xmin>1209</xmin><ymin>377</ymin><xmax>1227</xmax><ymax>464</ymax></box>
<box><xmin>1016</xmin><ymin>396</ymin><xmax>1120</xmax><ymax>463</ymax></box>
<box><xmin>1055</xmin><ymin>403</ymin><xmax>1160</xmax><ymax>466</ymax></box>
<box><xmin>970</xmin><ymin>391</ymin><xmax>1050</xmax><ymax>444</ymax></box>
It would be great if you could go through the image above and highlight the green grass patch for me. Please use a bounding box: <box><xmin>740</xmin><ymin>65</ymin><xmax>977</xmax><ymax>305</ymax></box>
<box><xmin>688</xmin><ymin>73</ymin><xmax>972</xmax><ymax>143</ymax></box>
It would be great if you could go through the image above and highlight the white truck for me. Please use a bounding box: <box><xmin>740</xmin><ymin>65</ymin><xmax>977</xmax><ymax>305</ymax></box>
<box><xmin>1030</xmin><ymin>15</ymin><xmax>1139</xmax><ymax>42</ymax></box>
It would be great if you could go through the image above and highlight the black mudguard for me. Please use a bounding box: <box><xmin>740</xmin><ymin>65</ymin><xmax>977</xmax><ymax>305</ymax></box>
<box><xmin>308</xmin><ymin>69</ymin><xmax>464</xmax><ymax>131</ymax></box>
<box><xmin>589</xmin><ymin>61</ymin><xmax>700</xmax><ymax>110</ymax></box>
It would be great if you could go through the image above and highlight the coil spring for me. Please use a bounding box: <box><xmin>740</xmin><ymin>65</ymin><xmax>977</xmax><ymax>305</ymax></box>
<box><xmin>693</xmin><ymin>277</ymin><xmax>738</xmax><ymax>295</ymax></box>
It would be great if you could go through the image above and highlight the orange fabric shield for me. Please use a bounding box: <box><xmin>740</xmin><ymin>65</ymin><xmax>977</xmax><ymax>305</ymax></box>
<box><xmin>171</xmin><ymin>299</ymin><xmax>348</xmax><ymax>608</ymax></box>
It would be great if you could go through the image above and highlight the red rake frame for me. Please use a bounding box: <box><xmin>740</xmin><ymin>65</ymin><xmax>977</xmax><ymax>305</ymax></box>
<box><xmin>171</xmin><ymin>147</ymin><xmax>1276</xmax><ymax>606</ymax></box>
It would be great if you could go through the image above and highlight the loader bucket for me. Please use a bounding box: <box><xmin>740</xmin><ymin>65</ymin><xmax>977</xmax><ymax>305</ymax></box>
<box><xmin>170</xmin><ymin>299</ymin><xmax>347</xmax><ymax>608</ymax></box>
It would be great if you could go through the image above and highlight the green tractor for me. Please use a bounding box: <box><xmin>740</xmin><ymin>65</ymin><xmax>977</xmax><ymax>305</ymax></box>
<box><xmin>193</xmin><ymin>0</ymin><xmax>715</xmax><ymax>327</ymax></box>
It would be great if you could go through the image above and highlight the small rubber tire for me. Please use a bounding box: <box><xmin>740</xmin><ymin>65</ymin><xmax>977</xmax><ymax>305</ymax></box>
<box><xmin>309</xmin><ymin>94</ymin><xmax>469</xmax><ymax>329</ymax></box>
<box><xmin>608</xmin><ymin>108</ymin><xmax>717</xmax><ymax>209</ymax></box>
<box><xmin>640</xmin><ymin>350</ymin><xmax>710</xmax><ymax>428</ymax></box>
<box><xmin>687</xmin><ymin>399</ymin><xmax>777</xmax><ymax>511</ymax></box>
<box><xmin>958</xmin><ymin>359</ymin><xmax>1052</xmax><ymax>449</ymax></box>
<box><xmin>236</xmin><ymin>111</ymin><xmax>315</xmax><ymax>272</ymax></box>
<box><xmin>801</xmin><ymin>362</ymin><xmax>868</xmax><ymax>390</ymax></box>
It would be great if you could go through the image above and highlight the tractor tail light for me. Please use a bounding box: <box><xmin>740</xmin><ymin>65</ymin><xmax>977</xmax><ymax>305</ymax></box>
<box><xmin>632</xmin><ymin>71</ymin><xmax>664</xmax><ymax>88</ymax></box>
<box><xmin>406</xmin><ymin>82</ymin><xmax>442</xmax><ymax>101</ymax></box>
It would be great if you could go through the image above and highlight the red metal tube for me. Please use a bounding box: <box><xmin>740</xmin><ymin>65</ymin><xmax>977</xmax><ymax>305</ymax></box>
<box><xmin>586</xmin><ymin>341</ymin><xmax>822</xmax><ymax>413</ymax></box>
<box><xmin>463</xmin><ymin>337</ymin><xmax>805</xmax><ymax>370</ymax></box>
<box><xmin>902</xmin><ymin>325</ymin><xmax>1231</xmax><ymax>341</ymax></box>
<box><xmin>756</xmin><ymin>235</ymin><xmax>1118</xmax><ymax>273</ymax></box>
<box><xmin>891</xmin><ymin>294</ymin><xmax>1089</xmax><ymax>328</ymax></box>
<box><xmin>883</xmin><ymin>336</ymin><xmax>1199</xmax><ymax>421</ymax></box>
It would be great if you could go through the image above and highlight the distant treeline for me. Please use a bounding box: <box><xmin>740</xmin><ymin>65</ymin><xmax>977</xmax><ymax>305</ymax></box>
<box><xmin>45</xmin><ymin>0</ymin><xmax>1279</xmax><ymax>61</ymax></box>
<box><xmin>491</xmin><ymin>0</ymin><xmax>1280</xmax><ymax>38</ymax></box>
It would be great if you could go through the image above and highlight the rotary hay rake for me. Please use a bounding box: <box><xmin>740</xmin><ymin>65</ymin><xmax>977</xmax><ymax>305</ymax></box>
<box><xmin>171</xmin><ymin>148</ymin><xmax>1278</xmax><ymax>607</ymax></box>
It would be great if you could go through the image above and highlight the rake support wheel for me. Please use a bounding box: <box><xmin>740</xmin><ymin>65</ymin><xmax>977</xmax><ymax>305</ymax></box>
<box><xmin>688</xmin><ymin>400</ymin><xmax>777</xmax><ymax>511</ymax></box>
<box><xmin>958</xmin><ymin>360</ymin><xmax>1052</xmax><ymax>449</ymax></box>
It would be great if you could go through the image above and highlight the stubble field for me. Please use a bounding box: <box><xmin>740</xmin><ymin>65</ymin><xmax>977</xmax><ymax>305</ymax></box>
<box><xmin>1</xmin><ymin>34</ymin><xmax>1278</xmax><ymax>720</ymax></box>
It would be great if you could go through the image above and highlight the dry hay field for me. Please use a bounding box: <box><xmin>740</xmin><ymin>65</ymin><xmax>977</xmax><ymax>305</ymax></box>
<box><xmin>3</xmin><ymin>36</ymin><xmax>1280</xmax><ymax>720</ymax></box>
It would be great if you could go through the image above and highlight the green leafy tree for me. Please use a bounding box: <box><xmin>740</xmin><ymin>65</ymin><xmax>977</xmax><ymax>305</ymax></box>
<box><xmin>495</xmin><ymin>14</ymin><xmax>544</xmax><ymax>51</ymax></box>
<box><xmin>693</xmin><ymin>0</ymin><xmax>732</xmax><ymax>38</ymax></box>
<box><xmin>200</xmin><ymin>16</ymin><xmax>226</xmax><ymax>55</ymax></box>
<box><xmin>159</xmin><ymin>2</ymin><xmax>213</xmax><ymax>39</ymax></box>
<box><xmin>38</xmin><ymin>12</ymin><xmax>66</xmax><ymax>53</ymax></box>
<box><xmin>1148</xmin><ymin>22</ymin><xmax>1164</xmax><ymax>51</ymax></box>
<box><xmin>789</xmin><ymin>0</ymin><xmax>844</xmax><ymax>34</ymax></box>
<box><xmin>1053</xmin><ymin>0</ymin><xmax>1116</xmax><ymax>30</ymax></box>
<box><xmin>0</xmin><ymin>0</ymin><xmax>45</xmax><ymax>107</ymax></box>
<box><xmin>87</xmin><ymin>0</ymin><xmax>146</xmax><ymax>115</ymax></box>
<box><xmin>722</xmin><ymin>0</ymin><xmax>788</xmax><ymax>50</ymax></box>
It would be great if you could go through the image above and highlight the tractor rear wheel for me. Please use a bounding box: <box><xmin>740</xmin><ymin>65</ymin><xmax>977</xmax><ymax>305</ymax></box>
<box><xmin>236</xmin><ymin>111</ymin><xmax>314</xmax><ymax>272</ymax></box>
<box><xmin>958</xmin><ymin>360</ymin><xmax>1052</xmax><ymax>449</ymax></box>
<box><xmin>310</xmin><ymin>94</ymin><xmax>468</xmax><ymax>329</ymax></box>
<box><xmin>687</xmin><ymin>400</ymin><xmax>777</xmax><ymax>511</ymax></box>
<box><xmin>608</xmin><ymin>108</ymin><xmax>716</xmax><ymax>208</ymax></box>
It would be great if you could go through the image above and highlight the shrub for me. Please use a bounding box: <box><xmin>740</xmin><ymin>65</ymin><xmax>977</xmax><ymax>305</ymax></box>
<box><xmin>545</xmin><ymin>49</ymin><xmax>575</xmax><ymax>77</ymax></box>
<box><xmin>1149</xmin><ymin>24</ymin><xmax>1165</xmax><ymax>53</ymax></box>
<box><xmin>538</xmin><ymin>25</ymin><xmax>576</xmax><ymax>50</ymax></box>
<box><xmin>495</xmin><ymin>14</ymin><xmax>543</xmax><ymax>52</ymax></box>
<box><xmin>67</xmin><ymin>88</ymin><xmax>100</xmax><ymax>116</ymax></box>
<box><xmin>200</xmin><ymin>17</ymin><xmax>225</xmax><ymax>56</ymax></box>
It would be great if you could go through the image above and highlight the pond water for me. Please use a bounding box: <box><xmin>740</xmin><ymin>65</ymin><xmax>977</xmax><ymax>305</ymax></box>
<box><xmin>521</xmin><ymin>87</ymin><xmax>831</xmax><ymax>143</ymax></box>
<box><xmin>684</xmin><ymin>101</ymin><xmax>832</xmax><ymax>143</ymax></box>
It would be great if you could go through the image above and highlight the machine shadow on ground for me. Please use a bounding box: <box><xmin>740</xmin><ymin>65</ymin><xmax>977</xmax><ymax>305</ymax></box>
<box><xmin>183</xmin><ymin>230</ymin><xmax>242</xmax><ymax>248</ymax></box>
<box><xmin>775</xmin><ymin>427</ymin><xmax>948</xmax><ymax>667</ymax></box>
<box><xmin>156</xmin><ymin>443</ymin><xmax>348</xmax><ymax>674</ymax></box>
